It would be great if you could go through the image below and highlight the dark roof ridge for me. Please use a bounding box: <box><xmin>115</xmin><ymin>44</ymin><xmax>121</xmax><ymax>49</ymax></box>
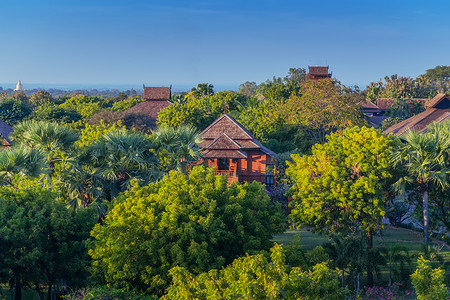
<box><xmin>205</xmin><ymin>133</ymin><xmax>242</xmax><ymax>150</ymax></box>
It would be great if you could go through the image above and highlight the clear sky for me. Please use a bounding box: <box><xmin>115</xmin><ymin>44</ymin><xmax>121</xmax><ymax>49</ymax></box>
<box><xmin>1</xmin><ymin>0</ymin><xmax>449</xmax><ymax>90</ymax></box>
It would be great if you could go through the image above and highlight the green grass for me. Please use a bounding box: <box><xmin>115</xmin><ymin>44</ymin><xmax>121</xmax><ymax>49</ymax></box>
<box><xmin>0</xmin><ymin>286</ymin><xmax>41</xmax><ymax>300</ymax></box>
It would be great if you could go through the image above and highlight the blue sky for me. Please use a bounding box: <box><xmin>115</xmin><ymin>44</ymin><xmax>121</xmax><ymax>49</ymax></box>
<box><xmin>1</xmin><ymin>0</ymin><xmax>449</xmax><ymax>90</ymax></box>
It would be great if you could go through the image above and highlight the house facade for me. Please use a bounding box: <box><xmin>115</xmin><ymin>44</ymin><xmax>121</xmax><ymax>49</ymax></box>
<box><xmin>196</xmin><ymin>114</ymin><xmax>276</xmax><ymax>186</ymax></box>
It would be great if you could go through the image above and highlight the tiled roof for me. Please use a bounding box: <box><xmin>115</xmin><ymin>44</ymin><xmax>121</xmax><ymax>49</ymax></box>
<box><xmin>201</xmin><ymin>114</ymin><xmax>254</xmax><ymax>140</ymax></box>
<box><xmin>143</xmin><ymin>86</ymin><xmax>171</xmax><ymax>100</ymax></box>
<box><xmin>124</xmin><ymin>100</ymin><xmax>172</xmax><ymax>129</ymax></box>
<box><xmin>360</xmin><ymin>100</ymin><xmax>380</xmax><ymax>110</ymax></box>
<box><xmin>203</xmin><ymin>149</ymin><xmax>248</xmax><ymax>159</ymax></box>
<box><xmin>308</xmin><ymin>66</ymin><xmax>329</xmax><ymax>75</ymax></box>
<box><xmin>0</xmin><ymin>120</ymin><xmax>13</xmax><ymax>143</ymax></box>
<box><xmin>384</xmin><ymin>95</ymin><xmax>450</xmax><ymax>136</ymax></box>
<box><xmin>200</xmin><ymin>114</ymin><xmax>276</xmax><ymax>157</ymax></box>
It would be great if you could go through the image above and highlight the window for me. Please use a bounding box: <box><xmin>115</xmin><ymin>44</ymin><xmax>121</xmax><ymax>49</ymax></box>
<box><xmin>266</xmin><ymin>175</ymin><xmax>274</xmax><ymax>187</ymax></box>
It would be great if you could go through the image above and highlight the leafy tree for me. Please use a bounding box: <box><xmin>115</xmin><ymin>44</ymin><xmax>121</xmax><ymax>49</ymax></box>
<box><xmin>89</xmin><ymin>167</ymin><xmax>285</xmax><ymax>294</ymax></box>
<box><xmin>287</xmin><ymin>126</ymin><xmax>395</xmax><ymax>286</ymax></box>
<box><xmin>238</xmin><ymin>81</ymin><xmax>257</xmax><ymax>96</ymax></box>
<box><xmin>157</xmin><ymin>100</ymin><xmax>209</xmax><ymax>131</ymax></box>
<box><xmin>0</xmin><ymin>98</ymin><xmax>32</xmax><ymax>125</ymax></box>
<box><xmin>424</xmin><ymin>65</ymin><xmax>450</xmax><ymax>91</ymax></box>
<box><xmin>111</xmin><ymin>96</ymin><xmax>145</xmax><ymax>111</ymax></box>
<box><xmin>411</xmin><ymin>256</ymin><xmax>448</xmax><ymax>300</ymax></box>
<box><xmin>282</xmin><ymin>79</ymin><xmax>366</xmax><ymax>144</ymax></box>
<box><xmin>28</xmin><ymin>90</ymin><xmax>53</xmax><ymax>107</ymax></box>
<box><xmin>59</xmin><ymin>95</ymin><xmax>106</xmax><ymax>120</ymax></box>
<box><xmin>164</xmin><ymin>244</ymin><xmax>346</xmax><ymax>300</ymax></box>
<box><xmin>29</xmin><ymin>103</ymin><xmax>82</xmax><ymax>123</ymax></box>
<box><xmin>0</xmin><ymin>178</ymin><xmax>96</xmax><ymax>300</ymax></box>
<box><xmin>390</xmin><ymin>128</ymin><xmax>449</xmax><ymax>252</ymax></box>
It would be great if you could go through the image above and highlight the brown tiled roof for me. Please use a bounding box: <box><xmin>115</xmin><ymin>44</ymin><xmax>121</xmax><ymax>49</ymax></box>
<box><xmin>360</xmin><ymin>100</ymin><xmax>379</xmax><ymax>110</ymax></box>
<box><xmin>200</xmin><ymin>114</ymin><xmax>277</xmax><ymax>157</ymax></box>
<box><xmin>0</xmin><ymin>120</ymin><xmax>13</xmax><ymax>143</ymax></box>
<box><xmin>376</xmin><ymin>98</ymin><xmax>428</xmax><ymax>110</ymax></box>
<box><xmin>201</xmin><ymin>114</ymin><xmax>254</xmax><ymax>140</ymax></box>
<box><xmin>143</xmin><ymin>86</ymin><xmax>171</xmax><ymax>100</ymax></box>
<box><xmin>384</xmin><ymin>108</ymin><xmax>450</xmax><ymax>136</ymax></box>
<box><xmin>207</xmin><ymin>134</ymin><xmax>241</xmax><ymax>150</ymax></box>
<box><xmin>203</xmin><ymin>149</ymin><xmax>248</xmax><ymax>159</ymax></box>
<box><xmin>424</xmin><ymin>93</ymin><xmax>448</xmax><ymax>108</ymax></box>
<box><xmin>124</xmin><ymin>100</ymin><xmax>172</xmax><ymax>128</ymax></box>
<box><xmin>308</xmin><ymin>66</ymin><xmax>329</xmax><ymax>75</ymax></box>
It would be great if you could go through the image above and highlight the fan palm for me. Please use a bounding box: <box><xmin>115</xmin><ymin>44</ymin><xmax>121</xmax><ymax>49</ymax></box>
<box><xmin>0</xmin><ymin>145</ymin><xmax>48</xmax><ymax>186</ymax></box>
<box><xmin>151</xmin><ymin>125</ymin><xmax>203</xmax><ymax>174</ymax></box>
<box><xmin>10</xmin><ymin>120</ymin><xmax>79</xmax><ymax>172</ymax></box>
<box><xmin>391</xmin><ymin>127</ymin><xmax>449</xmax><ymax>252</ymax></box>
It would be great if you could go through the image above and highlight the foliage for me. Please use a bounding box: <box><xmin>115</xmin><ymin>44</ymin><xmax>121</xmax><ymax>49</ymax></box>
<box><xmin>64</xmin><ymin>286</ymin><xmax>157</xmax><ymax>300</ymax></box>
<box><xmin>151</xmin><ymin>125</ymin><xmax>202</xmax><ymax>174</ymax></box>
<box><xmin>190</xmin><ymin>83</ymin><xmax>214</xmax><ymax>97</ymax></box>
<box><xmin>238</xmin><ymin>81</ymin><xmax>257</xmax><ymax>96</ymax></box>
<box><xmin>411</xmin><ymin>256</ymin><xmax>448</xmax><ymax>300</ymax></box>
<box><xmin>386</xmin><ymin>198</ymin><xmax>411</xmax><ymax>227</ymax></box>
<box><xmin>164</xmin><ymin>244</ymin><xmax>347</xmax><ymax>300</ymax></box>
<box><xmin>0</xmin><ymin>145</ymin><xmax>48</xmax><ymax>186</ymax></box>
<box><xmin>0</xmin><ymin>98</ymin><xmax>32</xmax><ymax>125</ymax></box>
<box><xmin>29</xmin><ymin>103</ymin><xmax>82</xmax><ymax>123</ymax></box>
<box><xmin>360</xmin><ymin>283</ymin><xmax>415</xmax><ymax>300</ymax></box>
<box><xmin>424</xmin><ymin>65</ymin><xmax>450</xmax><ymax>92</ymax></box>
<box><xmin>59</xmin><ymin>95</ymin><xmax>107</xmax><ymax>120</ymax></box>
<box><xmin>111</xmin><ymin>96</ymin><xmax>145</xmax><ymax>111</ymax></box>
<box><xmin>282</xmin><ymin>79</ymin><xmax>366</xmax><ymax>144</ymax></box>
<box><xmin>89</xmin><ymin>167</ymin><xmax>285</xmax><ymax>294</ymax></box>
<box><xmin>75</xmin><ymin>121</ymin><xmax>127</xmax><ymax>148</ymax></box>
<box><xmin>28</xmin><ymin>89</ymin><xmax>53</xmax><ymax>106</ymax></box>
<box><xmin>390</xmin><ymin>127</ymin><xmax>450</xmax><ymax>251</ymax></box>
<box><xmin>287</xmin><ymin>126</ymin><xmax>394</xmax><ymax>236</ymax></box>
<box><xmin>0</xmin><ymin>178</ymin><xmax>97</xmax><ymax>300</ymax></box>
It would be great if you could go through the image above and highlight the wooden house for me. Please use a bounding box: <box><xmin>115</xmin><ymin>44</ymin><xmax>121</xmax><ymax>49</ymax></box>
<box><xmin>384</xmin><ymin>93</ymin><xmax>450</xmax><ymax>136</ymax></box>
<box><xmin>0</xmin><ymin>120</ymin><xmax>13</xmax><ymax>148</ymax></box>
<box><xmin>124</xmin><ymin>85</ymin><xmax>172</xmax><ymax>129</ymax></box>
<box><xmin>197</xmin><ymin>114</ymin><xmax>276</xmax><ymax>186</ymax></box>
<box><xmin>305</xmin><ymin>66</ymin><xmax>332</xmax><ymax>81</ymax></box>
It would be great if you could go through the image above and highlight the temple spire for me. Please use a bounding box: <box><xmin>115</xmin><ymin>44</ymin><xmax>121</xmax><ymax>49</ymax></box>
<box><xmin>14</xmin><ymin>80</ymin><xmax>23</xmax><ymax>92</ymax></box>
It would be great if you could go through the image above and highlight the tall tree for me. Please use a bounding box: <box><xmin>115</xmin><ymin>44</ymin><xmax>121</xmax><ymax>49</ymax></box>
<box><xmin>287</xmin><ymin>126</ymin><xmax>395</xmax><ymax>286</ymax></box>
<box><xmin>89</xmin><ymin>167</ymin><xmax>285</xmax><ymax>295</ymax></box>
<box><xmin>282</xmin><ymin>79</ymin><xmax>365</xmax><ymax>144</ymax></box>
<box><xmin>390</xmin><ymin>128</ymin><xmax>449</xmax><ymax>253</ymax></box>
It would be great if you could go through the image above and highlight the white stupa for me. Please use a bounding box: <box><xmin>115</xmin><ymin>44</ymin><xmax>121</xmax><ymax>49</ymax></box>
<box><xmin>14</xmin><ymin>80</ymin><xmax>23</xmax><ymax>91</ymax></box>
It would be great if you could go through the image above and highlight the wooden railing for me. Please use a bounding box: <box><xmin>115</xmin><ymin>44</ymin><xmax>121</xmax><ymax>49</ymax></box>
<box><xmin>215</xmin><ymin>170</ymin><xmax>236</xmax><ymax>177</ymax></box>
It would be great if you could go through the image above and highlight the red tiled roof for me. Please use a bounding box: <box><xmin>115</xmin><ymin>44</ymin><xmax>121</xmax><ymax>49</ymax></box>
<box><xmin>124</xmin><ymin>100</ymin><xmax>172</xmax><ymax>128</ymax></box>
<box><xmin>308</xmin><ymin>66</ymin><xmax>329</xmax><ymax>76</ymax></box>
<box><xmin>201</xmin><ymin>114</ymin><xmax>254</xmax><ymax>140</ymax></box>
<box><xmin>143</xmin><ymin>86</ymin><xmax>171</xmax><ymax>100</ymax></box>
<box><xmin>203</xmin><ymin>149</ymin><xmax>248</xmax><ymax>159</ymax></box>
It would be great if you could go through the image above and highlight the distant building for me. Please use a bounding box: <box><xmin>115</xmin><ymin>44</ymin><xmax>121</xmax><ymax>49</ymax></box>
<box><xmin>384</xmin><ymin>93</ymin><xmax>450</xmax><ymax>136</ymax></box>
<box><xmin>14</xmin><ymin>80</ymin><xmax>23</xmax><ymax>92</ymax></box>
<box><xmin>305</xmin><ymin>66</ymin><xmax>332</xmax><ymax>81</ymax></box>
<box><xmin>124</xmin><ymin>85</ymin><xmax>172</xmax><ymax>129</ymax></box>
<box><xmin>195</xmin><ymin>114</ymin><xmax>276</xmax><ymax>187</ymax></box>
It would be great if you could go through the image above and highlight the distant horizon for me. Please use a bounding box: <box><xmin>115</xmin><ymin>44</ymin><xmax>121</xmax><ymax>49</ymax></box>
<box><xmin>0</xmin><ymin>82</ymin><xmax>240</xmax><ymax>93</ymax></box>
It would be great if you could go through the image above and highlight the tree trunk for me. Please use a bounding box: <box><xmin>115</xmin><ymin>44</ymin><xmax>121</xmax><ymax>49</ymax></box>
<box><xmin>366</xmin><ymin>231</ymin><xmax>374</xmax><ymax>287</ymax></box>
<box><xmin>14</xmin><ymin>278</ymin><xmax>22</xmax><ymax>300</ymax></box>
<box><xmin>423</xmin><ymin>190</ymin><xmax>429</xmax><ymax>254</ymax></box>
<box><xmin>47</xmin><ymin>280</ymin><xmax>52</xmax><ymax>300</ymax></box>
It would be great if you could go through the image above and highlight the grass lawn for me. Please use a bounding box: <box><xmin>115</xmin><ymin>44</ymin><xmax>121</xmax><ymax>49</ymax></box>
<box><xmin>273</xmin><ymin>225</ymin><xmax>450</xmax><ymax>286</ymax></box>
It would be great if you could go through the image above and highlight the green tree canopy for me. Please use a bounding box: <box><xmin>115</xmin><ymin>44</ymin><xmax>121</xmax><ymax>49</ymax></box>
<box><xmin>164</xmin><ymin>244</ymin><xmax>346</xmax><ymax>300</ymax></box>
<box><xmin>89</xmin><ymin>167</ymin><xmax>285</xmax><ymax>295</ymax></box>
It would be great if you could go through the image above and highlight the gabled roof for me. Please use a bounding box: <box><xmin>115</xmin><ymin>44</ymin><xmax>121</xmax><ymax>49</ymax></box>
<box><xmin>201</xmin><ymin>114</ymin><xmax>254</xmax><ymax>140</ymax></box>
<box><xmin>200</xmin><ymin>114</ymin><xmax>277</xmax><ymax>157</ymax></box>
<box><xmin>0</xmin><ymin>120</ymin><xmax>13</xmax><ymax>143</ymax></box>
<box><xmin>384</xmin><ymin>94</ymin><xmax>450</xmax><ymax>136</ymax></box>
<box><xmin>203</xmin><ymin>149</ymin><xmax>248</xmax><ymax>159</ymax></box>
<box><xmin>360</xmin><ymin>100</ymin><xmax>379</xmax><ymax>110</ymax></box>
<box><xmin>143</xmin><ymin>86</ymin><xmax>171</xmax><ymax>100</ymax></box>
<box><xmin>424</xmin><ymin>93</ymin><xmax>449</xmax><ymax>108</ymax></box>
<box><xmin>124</xmin><ymin>100</ymin><xmax>172</xmax><ymax>129</ymax></box>
<box><xmin>206</xmin><ymin>134</ymin><xmax>241</xmax><ymax>150</ymax></box>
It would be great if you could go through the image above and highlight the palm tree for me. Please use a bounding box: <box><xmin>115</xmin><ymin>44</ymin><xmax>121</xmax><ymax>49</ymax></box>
<box><xmin>0</xmin><ymin>145</ymin><xmax>48</xmax><ymax>186</ymax></box>
<box><xmin>151</xmin><ymin>125</ymin><xmax>203</xmax><ymax>174</ymax></box>
<box><xmin>391</xmin><ymin>128</ymin><xmax>449</xmax><ymax>252</ymax></box>
<box><xmin>10</xmin><ymin>120</ymin><xmax>79</xmax><ymax>172</ymax></box>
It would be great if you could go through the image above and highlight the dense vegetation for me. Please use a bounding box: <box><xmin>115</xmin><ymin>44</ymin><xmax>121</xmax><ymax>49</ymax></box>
<box><xmin>0</xmin><ymin>65</ymin><xmax>449</xmax><ymax>299</ymax></box>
